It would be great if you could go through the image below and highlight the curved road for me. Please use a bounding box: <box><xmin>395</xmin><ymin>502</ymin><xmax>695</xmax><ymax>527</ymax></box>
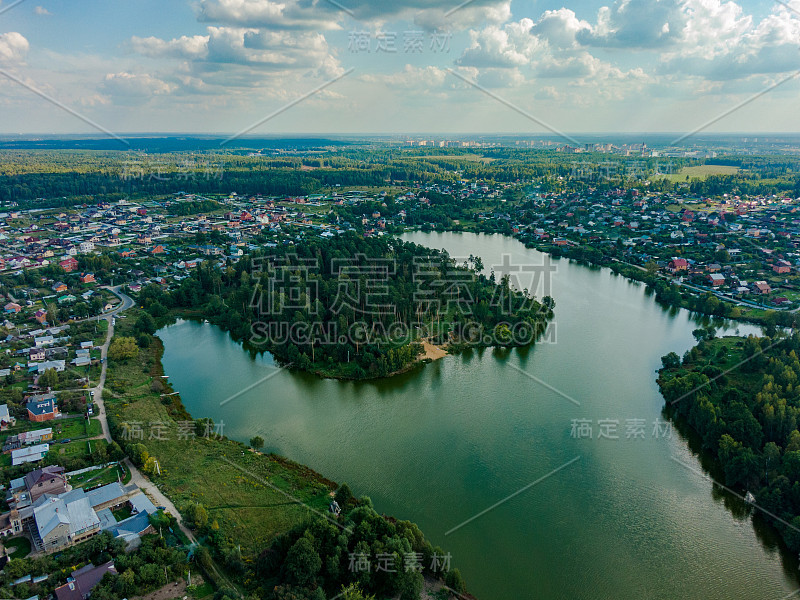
<box><xmin>91</xmin><ymin>286</ymin><xmax>195</xmax><ymax>544</ymax></box>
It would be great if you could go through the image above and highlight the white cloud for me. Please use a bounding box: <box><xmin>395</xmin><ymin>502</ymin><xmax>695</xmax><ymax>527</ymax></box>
<box><xmin>530</xmin><ymin>8</ymin><xmax>591</xmax><ymax>49</ymax></box>
<box><xmin>196</xmin><ymin>0</ymin><xmax>511</xmax><ymax>31</ymax></box>
<box><xmin>0</xmin><ymin>32</ymin><xmax>29</xmax><ymax>62</ymax></box>
<box><xmin>131</xmin><ymin>35</ymin><xmax>210</xmax><ymax>60</ymax></box>
<box><xmin>196</xmin><ymin>0</ymin><xmax>341</xmax><ymax>31</ymax></box>
<box><xmin>577</xmin><ymin>0</ymin><xmax>687</xmax><ymax>48</ymax></box>
<box><xmin>103</xmin><ymin>72</ymin><xmax>174</xmax><ymax>99</ymax></box>
<box><xmin>361</xmin><ymin>64</ymin><xmax>448</xmax><ymax>89</ymax></box>
<box><xmin>34</xmin><ymin>6</ymin><xmax>51</xmax><ymax>16</ymax></box>
<box><xmin>661</xmin><ymin>0</ymin><xmax>800</xmax><ymax>80</ymax></box>
<box><xmin>457</xmin><ymin>16</ymin><xmax>648</xmax><ymax>87</ymax></box>
<box><xmin>459</xmin><ymin>19</ymin><xmax>545</xmax><ymax>69</ymax></box>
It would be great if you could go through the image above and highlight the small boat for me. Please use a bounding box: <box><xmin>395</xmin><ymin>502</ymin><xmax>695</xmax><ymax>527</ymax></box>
<box><xmin>744</xmin><ymin>491</ymin><xmax>756</xmax><ymax>504</ymax></box>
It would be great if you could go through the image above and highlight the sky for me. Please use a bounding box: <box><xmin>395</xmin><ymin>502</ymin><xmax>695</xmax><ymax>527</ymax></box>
<box><xmin>0</xmin><ymin>0</ymin><xmax>798</xmax><ymax>136</ymax></box>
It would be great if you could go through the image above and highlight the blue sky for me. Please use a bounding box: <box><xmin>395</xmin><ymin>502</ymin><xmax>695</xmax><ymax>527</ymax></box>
<box><xmin>0</xmin><ymin>0</ymin><xmax>798</xmax><ymax>136</ymax></box>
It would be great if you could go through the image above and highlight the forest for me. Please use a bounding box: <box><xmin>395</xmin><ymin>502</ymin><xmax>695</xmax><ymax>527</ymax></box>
<box><xmin>3</xmin><ymin>147</ymin><xmax>798</xmax><ymax>206</ymax></box>
<box><xmin>135</xmin><ymin>232</ymin><xmax>555</xmax><ymax>379</ymax></box>
<box><xmin>658</xmin><ymin>332</ymin><xmax>800</xmax><ymax>552</ymax></box>
<box><xmin>253</xmin><ymin>488</ymin><xmax>468</xmax><ymax>600</ymax></box>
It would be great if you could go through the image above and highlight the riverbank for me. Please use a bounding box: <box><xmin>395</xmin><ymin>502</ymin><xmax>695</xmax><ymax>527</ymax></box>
<box><xmin>422</xmin><ymin>340</ymin><xmax>448</xmax><ymax>360</ymax></box>
<box><xmin>513</xmin><ymin>234</ymin><xmax>795</xmax><ymax>329</ymax></box>
<box><xmin>104</xmin><ymin>309</ymin><xmax>470</xmax><ymax>598</ymax></box>
<box><xmin>143</xmin><ymin>232</ymin><xmax>553</xmax><ymax>382</ymax></box>
<box><xmin>656</xmin><ymin>332</ymin><xmax>800</xmax><ymax>559</ymax></box>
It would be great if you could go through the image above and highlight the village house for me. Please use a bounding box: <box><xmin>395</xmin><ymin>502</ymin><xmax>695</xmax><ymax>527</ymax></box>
<box><xmin>3</xmin><ymin>427</ymin><xmax>53</xmax><ymax>452</ymax></box>
<box><xmin>5</xmin><ymin>481</ymin><xmax>157</xmax><ymax>552</ymax></box>
<box><xmin>6</xmin><ymin>465</ymin><xmax>67</xmax><ymax>509</ymax></box>
<box><xmin>54</xmin><ymin>561</ymin><xmax>118</xmax><ymax>600</ymax></box>
<box><xmin>59</xmin><ymin>257</ymin><xmax>78</xmax><ymax>272</ymax></box>
<box><xmin>11</xmin><ymin>443</ymin><xmax>50</xmax><ymax>466</ymax></box>
<box><xmin>26</xmin><ymin>393</ymin><xmax>58</xmax><ymax>422</ymax></box>
<box><xmin>773</xmin><ymin>260</ymin><xmax>792</xmax><ymax>274</ymax></box>
<box><xmin>0</xmin><ymin>404</ymin><xmax>15</xmax><ymax>429</ymax></box>
<box><xmin>752</xmin><ymin>280</ymin><xmax>772</xmax><ymax>295</ymax></box>
<box><xmin>667</xmin><ymin>258</ymin><xmax>688</xmax><ymax>273</ymax></box>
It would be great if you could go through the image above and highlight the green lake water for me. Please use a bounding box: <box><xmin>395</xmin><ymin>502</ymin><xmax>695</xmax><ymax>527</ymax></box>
<box><xmin>158</xmin><ymin>231</ymin><xmax>796</xmax><ymax>600</ymax></box>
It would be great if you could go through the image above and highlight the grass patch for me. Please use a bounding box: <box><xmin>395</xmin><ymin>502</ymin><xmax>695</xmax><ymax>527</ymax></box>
<box><xmin>187</xmin><ymin>581</ymin><xmax>214</xmax><ymax>599</ymax></box>
<box><xmin>105</xmin><ymin>310</ymin><xmax>338</xmax><ymax>558</ymax></box>
<box><xmin>52</xmin><ymin>417</ymin><xmax>90</xmax><ymax>440</ymax></box>
<box><xmin>112</xmin><ymin>504</ymin><xmax>133</xmax><ymax>522</ymax></box>
<box><xmin>58</xmin><ymin>438</ymin><xmax>107</xmax><ymax>459</ymax></box>
<box><xmin>5</xmin><ymin>536</ymin><xmax>31</xmax><ymax>559</ymax></box>
<box><xmin>69</xmin><ymin>464</ymin><xmax>126</xmax><ymax>489</ymax></box>
<box><xmin>656</xmin><ymin>164</ymin><xmax>740</xmax><ymax>183</ymax></box>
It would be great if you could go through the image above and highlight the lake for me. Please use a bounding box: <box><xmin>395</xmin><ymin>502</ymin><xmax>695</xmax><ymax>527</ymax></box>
<box><xmin>158</xmin><ymin>231</ymin><xmax>796</xmax><ymax>600</ymax></box>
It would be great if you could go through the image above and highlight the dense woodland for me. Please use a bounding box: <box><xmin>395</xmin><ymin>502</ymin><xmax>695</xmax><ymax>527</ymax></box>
<box><xmin>136</xmin><ymin>233</ymin><xmax>554</xmax><ymax>379</ymax></box>
<box><xmin>255</xmin><ymin>489</ymin><xmax>466</xmax><ymax>600</ymax></box>
<box><xmin>658</xmin><ymin>332</ymin><xmax>800</xmax><ymax>552</ymax></box>
<box><xmin>3</xmin><ymin>147</ymin><xmax>799</xmax><ymax>206</ymax></box>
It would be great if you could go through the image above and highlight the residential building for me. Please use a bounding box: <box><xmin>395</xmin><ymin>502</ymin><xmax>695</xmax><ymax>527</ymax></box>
<box><xmin>26</xmin><ymin>394</ymin><xmax>58</xmax><ymax>422</ymax></box>
<box><xmin>55</xmin><ymin>561</ymin><xmax>118</xmax><ymax>600</ymax></box>
<box><xmin>3</xmin><ymin>428</ymin><xmax>53</xmax><ymax>452</ymax></box>
<box><xmin>753</xmin><ymin>280</ymin><xmax>772</xmax><ymax>295</ymax></box>
<box><xmin>6</xmin><ymin>482</ymin><xmax>157</xmax><ymax>552</ymax></box>
<box><xmin>0</xmin><ymin>404</ymin><xmax>15</xmax><ymax>429</ymax></box>
<box><xmin>773</xmin><ymin>261</ymin><xmax>792</xmax><ymax>274</ymax></box>
<box><xmin>667</xmin><ymin>258</ymin><xmax>688</xmax><ymax>273</ymax></box>
<box><xmin>59</xmin><ymin>257</ymin><xmax>79</xmax><ymax>272</ymax></box>
<box><xmin>12</xmin><ymin>443</ymin><xmax>50</xmax><ymax>466</ymax></box>
<box><xmin>6</xmin><ymin>466</ymin><xmax>68</xmax><ymax>509</ymax></box>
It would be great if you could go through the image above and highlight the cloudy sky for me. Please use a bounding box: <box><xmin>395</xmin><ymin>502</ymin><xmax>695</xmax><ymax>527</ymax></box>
<box><xmin>0</xmin><ymin>0</ymin><xmax>798</xmax><ymax>136</ymax></box>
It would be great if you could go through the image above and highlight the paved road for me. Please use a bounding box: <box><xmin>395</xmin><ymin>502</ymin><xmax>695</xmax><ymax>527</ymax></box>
<box><xmin>123</xmin><ymin>458</ymin><xmax>195</xmax><ymax>543</ymax></box>
<box><xmin>89</xmin><ymin>286</ymin><xmax>133</xmax><ymax>442</ymax></box>
<box><xmin>87</xmin><ymin>286</ymin><xmax>196</xmax><ymax>543</ymax></box>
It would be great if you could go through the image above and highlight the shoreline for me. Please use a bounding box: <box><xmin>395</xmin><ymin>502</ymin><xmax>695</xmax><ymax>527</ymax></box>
<box><xmin>404</xmin><ymin>227</ymin><xmax>784</xmax><ymax>328</ymax></box>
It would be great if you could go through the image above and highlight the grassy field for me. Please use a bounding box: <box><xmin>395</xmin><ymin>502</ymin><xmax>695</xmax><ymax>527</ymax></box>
<box><xmin>4</xmin><ymin>536</ymin><xmax>31</xmax><ymax>559</ymax></box>
<box><xmin>57</xmin><ymin>438</ymin><xmax>108</xmax><ymax>459</ymax></box>
<box><xmin>50</xmin><ymin>416</ymin><xmax>101</xmax><ymax>440</ymax></box>
<box><xmin>69</xmin><ymin>463</ymin><xmax>128</xmax><ymax>489</ymax></box>
<box><xmin>657</xmin><ymin>164</ymin><xmax>740</xmax><ymax>183</ymax></box>
<box><xmin>104</xmin><ymin>310</ymin><xmax>337</xmax><ymax>557</ymax></box>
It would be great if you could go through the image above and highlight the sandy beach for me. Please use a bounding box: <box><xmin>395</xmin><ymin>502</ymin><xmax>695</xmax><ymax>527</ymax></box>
<box><xmin>422</xmin><ymin>340</ymin><xmax>448</xmax><ymax>361</ymax></box>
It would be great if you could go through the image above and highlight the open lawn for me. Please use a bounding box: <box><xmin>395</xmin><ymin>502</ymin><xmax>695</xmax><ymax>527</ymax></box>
<box><xmin>69</xmin><ymin>463</ymin><xmax>127</xmax><ymax>489</ymax></box>
<box><xmin>112</xmin><ymin>504</ymin><xmax>133</xmax><ymax>521</ymax></box>
<box><xmin>57</xmin><ymin>438</ymin><xmax>108</xmax><ymax>459</ymax></box>
<box><xmin>656</xmin><ymin>164</ymin><xmax>740</xmax><ymax>183</ymax></box>
<box><xmin>4</xmin><ymin>536</ymin><xmax>31</xmax><ymax>559</ymax></box>
<box><xmin>51</xmin><ymin>416</ymin><xmax>100</xmax><ymax>440</ymax></box>
<box><xmin>105</xmin><ymin>311</ymin><xmax>338</xmax><ymax>557</ymax></box>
